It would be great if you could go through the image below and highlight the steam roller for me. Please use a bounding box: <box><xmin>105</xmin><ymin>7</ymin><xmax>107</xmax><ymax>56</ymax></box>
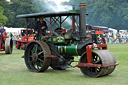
<box><xmin>24</xmin><ymin>41</ymin><xmax>118</xmax><ymax>77</ymax></box>
<box><xmin>17</xmin><ymin>3</ymin><xmax>118</xmax><ymax>78</ymax></box>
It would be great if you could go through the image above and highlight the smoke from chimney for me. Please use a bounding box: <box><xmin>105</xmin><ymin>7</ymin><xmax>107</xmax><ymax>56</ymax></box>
<box><xmin>32</xmin><ymin>0</ymin><xmax>72</xmax><ymax>26</ymax></box>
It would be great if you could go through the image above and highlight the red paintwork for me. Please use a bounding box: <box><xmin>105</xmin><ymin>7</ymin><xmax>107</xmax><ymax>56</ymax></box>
<box><xmin>2</xmin><ymin>32</ymin><xmax>7</xmax><ymax>42</ymax></box>
<box><xmin>0</xmin><ymin>32</ymin><xmax>7</xmax><ymax>51</ymax></box>
<box><xmin>43</xmin><ymin>36</ymin><xmax>47</xmax><ymax>39</ymax></box>
<box><xmin>0</xmin><ymin>42</ymin><xmax>1</xmax><ymax>49</ymax></box>
<box><xmin>0</xmin><ymin>32</ymin><xmax>6</xmax><ymax>42</ymax></box>
<box><xmin>13</xmin><ymin>29</ymin><xmax>35</xmax><ymax>49</ymax></box>
<box><xmin>86</xmin><ymin>44</ymin><xmax>107</xmax><ymax>63</ymax></box>
<box><xmin>95</xmin><ymin>31</ymin><xmax>103</xmax><ymax>34</ymax></box>
<box><xmin>0</xmin><ymin>42</ymin><xmax>3</xmax><ymax>51</ymax></box>
<box><xmin>47</xmin><ymin>55</ymin><xmax>58</xmax><ymax>58</ymax></box>
<box><xmin>76</xmin><ymin>44</ymin><xmax>108</xmax><ymax>68</ymax></box>
<box><xmin>62</xmin><ymin>29</ymin><xmax>66</xmax><ymax>33</ymax></box>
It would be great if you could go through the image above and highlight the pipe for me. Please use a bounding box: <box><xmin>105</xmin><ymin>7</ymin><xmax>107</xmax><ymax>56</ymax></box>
<box><xmin>72</xmin><ymin>5</ymin><xmax>75</xmax><ymax>10</ymax></box>
<box><xmin>79</xmin><ymin>3</ymin><xmax>87</xmax><ymax>42</ymax></box>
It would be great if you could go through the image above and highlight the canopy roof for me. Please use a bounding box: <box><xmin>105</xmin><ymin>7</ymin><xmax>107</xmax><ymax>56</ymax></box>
<box><xmin>86</xmin><ymin>25</ymin><xmax>108</xmax><ymax>30</ymax></box>
<box><xmin>16</xmin><ymin>10</ymin><xmax>80</xmax><ymax>18</ymax></box>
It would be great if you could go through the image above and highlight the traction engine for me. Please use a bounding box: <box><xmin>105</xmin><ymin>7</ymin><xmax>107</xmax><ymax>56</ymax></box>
<box><xmin>17</xmin><ymin>3</ymin><xmax>118</xmax><ymax>77</ymax></box>
<box><xmin>0</xmin><ymin>32</ymin><xmax>13</xmax><ymax>54</ymax></box>
<box><xmin>13</xmin><ymin>29</ymin><xmax>35</xmax><ymax>50</ymax></box>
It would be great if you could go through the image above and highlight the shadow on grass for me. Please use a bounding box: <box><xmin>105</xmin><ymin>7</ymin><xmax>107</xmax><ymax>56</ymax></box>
<box><xmin>0</xmin><ymin>53</ymin><xmax>14</xmax><ymax>56</ymax></box>
<box><xmin>45</xmin><ymin>68</ymin><xmax>114</xmax><ymax>78</ymax></box>
<box><xmin>43</xmin><ymin>68</ymin><xmax>72</xmax><ymax>73</ymax></box>
<box><xmin>19</xmin><ymin>67</ymin><xmax>116</xmax><ymax>79</ymax></box>
<box><xmin>75</xmin><ymin>73</ymin><xmax>115</xmax><ymax>79</ymax></box>
<box><xmin>0</xmin><ymin>53</ymin><xmax>6</xmax><ymax>56</ymax></box>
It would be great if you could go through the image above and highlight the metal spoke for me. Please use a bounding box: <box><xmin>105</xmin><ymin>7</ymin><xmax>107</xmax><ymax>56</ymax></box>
<box><xmin>94</xmin><ymin>60</ymin><xmax>101</xmax><ymax>64</ymax></box>
<box><xmin>34</xmin><ymin>44</ymin><xmax>38</xmax><ymax>53</ymax></box>
<box><xmin>37</xmin><ymin>58</ymin><xmax>44</xmax><ymax>63</ymax></box>
<box><xmin>95</xmin><ymin>68</ymin><xmax>98</xmax><ymax>73</ymax></box>
<box><xmin>38</xmin><ymin>51</ymin><xmax>44</xmax><ymax>55</ymax></box>
<box><xmin>31</xmin><ymin>60</ymin><xmax>36</xmax><ymax>65</ymax></box>
<box><xmin>30</xmin><ymin>50</ymin><xmax>34</xmax><ymax>55</ymax></box>
<box><xmin>36</xmin><ymin>64</ymin><xmax>40</xmax><ymax>70</ymax></box>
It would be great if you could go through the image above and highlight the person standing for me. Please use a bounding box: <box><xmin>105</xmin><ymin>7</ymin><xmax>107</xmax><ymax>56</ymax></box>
<box><xmin>126</xmin><ymin>33</ymin><xmax>128</xmax><ymax>43</ymax></box>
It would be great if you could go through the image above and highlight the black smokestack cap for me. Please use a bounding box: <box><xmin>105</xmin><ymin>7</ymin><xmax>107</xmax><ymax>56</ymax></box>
<box><xmin>79</xmin><ymin>3</ymin><xmax>87</xmax><ymax>42</ymax></box>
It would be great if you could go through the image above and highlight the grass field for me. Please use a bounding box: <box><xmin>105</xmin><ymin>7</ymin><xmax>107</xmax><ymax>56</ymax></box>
<box><xmin>0</xmin><ymin>44</ymin><xmax>128</xmax><ymax>85</ymax></box>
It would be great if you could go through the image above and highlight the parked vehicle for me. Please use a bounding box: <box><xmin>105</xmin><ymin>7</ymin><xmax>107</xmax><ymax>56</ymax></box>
<box><xmin>0</xmin><ymin>32</ymin><xmax>13</xmax><ymax>54</ymax></box>
<box><xmin>13</xmin><ymin>29</ymin><xmax>35</xmax><ymax>49</ymax></box>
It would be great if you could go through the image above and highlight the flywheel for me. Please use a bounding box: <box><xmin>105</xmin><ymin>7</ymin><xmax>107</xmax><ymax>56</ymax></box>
<box><xmin>24</xmin><ymin>41</ymin><xmax>51</xmax><ymax>72</ymax></box>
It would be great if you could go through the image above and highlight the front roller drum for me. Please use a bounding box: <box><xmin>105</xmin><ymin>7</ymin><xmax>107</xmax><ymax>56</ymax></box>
<box><xmin>80</xmin><ymin>50</ymin><xmax>117</xmax><ymax>78</ymax></box>
<box><xmin>24</xmin><ymin>41</ymin><xmax>51</xmax><ymax>72</ymax></box>
<box><xmin>5</xmin><ymin>38</ymin><xmax>13</xmax><ymax>54</ymax></box>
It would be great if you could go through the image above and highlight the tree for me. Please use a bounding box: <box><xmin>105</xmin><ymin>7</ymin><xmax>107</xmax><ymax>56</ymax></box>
<box><xmin>6</xmin><ymin>0</ymin><xmax>36</xmax><ymax>27</ymax></box>
<box><xmin>0</xmin><ymin>6</ymin><xmax>8</xmax><ymax>26</ymax></box>
<box><xmin>64</xmin><ymin>0</ymin><xmax>128</xmax><ymax>30</ymax></box>
<box><xmin>1</xmin><ymin>0</ymin><xmax>128</xmax><ymax>30</ymax></box>
<box><xmin>0</xmin><ymin>0</ymin><xmax>8</xmax><ymax>26</ymax></box>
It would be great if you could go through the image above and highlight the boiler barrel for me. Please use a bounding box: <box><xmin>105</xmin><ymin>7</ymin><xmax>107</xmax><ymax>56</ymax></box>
<box><xmin>57</xmin><ymin>43</ymin><xmax>79</xmax><ymax>56</ymax></box>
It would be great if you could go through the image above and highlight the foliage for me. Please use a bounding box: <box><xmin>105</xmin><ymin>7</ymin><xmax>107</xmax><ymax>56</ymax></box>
<box><xmin>65</xmin><ymin>0</ymin><xmax>128</xmax><ymax>30</ymax></box>
<box><xmin>86</xmin><ymin>0</ymin><xmax>128</xmax><ymax>30</ymax></box>
<box><xmin>0</xmin><ymin>0</ymin><xmax>128</xmax><ymax>30</ymax></box>
<box><xmin>8</xmin><ymin>0</ymin><xmax>36</xmax><ymax>27</ymax></box>
<box><xmin>0</xmin><ymin>0</ymin><xmax>8</xmax><ymax>26</ymax></box>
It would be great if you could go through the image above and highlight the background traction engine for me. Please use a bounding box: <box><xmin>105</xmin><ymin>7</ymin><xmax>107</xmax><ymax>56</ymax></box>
<box><xmin>0</xmin><ymin>32</ymin><xmax>13</xmax><ymax>54</ymax></box>
<box><xmin>20</xmin><ymin>3</ymin><xmax>118</xmax><ymax>77</ymax></box>
<box><xmin>13</xmin><ymin>29</ymin><xmax>35</xmax><ymax>50</ymax></box>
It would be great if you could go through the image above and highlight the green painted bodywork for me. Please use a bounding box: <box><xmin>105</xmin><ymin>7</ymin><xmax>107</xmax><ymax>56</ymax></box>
<box><xmin>42</xmin><ymin>35</ymin><xmax>71</xmax><ymax>44</ymax></box>
<box><xmin>69</xmin><ymin>10</ymin><xmax>79</xmax><ymax>13</ymax></box>
<box><xmin>51</xmin><ymin>36</ymin><xmax>65</xmax><ymax>44</ymax></box>
<box><xmin>57</xmin><ymin>43</ymin><xmax>79</xmax><ymax>56</ymax></box>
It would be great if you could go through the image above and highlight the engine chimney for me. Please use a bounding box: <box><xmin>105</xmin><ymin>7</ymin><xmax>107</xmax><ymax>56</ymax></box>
<box><xmin>79</xmin><ymin>3</ymin><xmax>87</xmax><ymax>42</ymax></box>
<box><xmin>72</xmin><ymin>5</ymin><xmax>75</xmax><ymax>10</ymax></box>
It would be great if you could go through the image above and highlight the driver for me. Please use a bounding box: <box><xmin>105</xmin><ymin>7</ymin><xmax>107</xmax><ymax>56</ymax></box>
<box><xmin>0</xmin><ymin>26</ymin><xmax>6</xmax><ymax>34</ymax></box>
<box><xmin>34</xmin><ymin>16</ymin><xmax>48</xmax><ymax>40</ymax></box>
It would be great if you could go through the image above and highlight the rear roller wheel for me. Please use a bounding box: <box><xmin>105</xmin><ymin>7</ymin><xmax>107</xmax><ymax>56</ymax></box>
<box><xmin>24</xmin><ymin>41</ymin><xmax>51</xmax><ymax>72</ymax></box>
<box><xmin>80</xmin><ymin>50</ymin><xmax>116</xmax><ymax>78</ymax></box>
<box><xmin>5</xmin><ymin>38</ymin><xmax>13</xmax><ymax>54</ymax></box>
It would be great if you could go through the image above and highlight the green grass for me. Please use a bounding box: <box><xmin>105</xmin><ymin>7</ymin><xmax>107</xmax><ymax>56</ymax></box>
<box><xmin>0</xmin><ymin>44</ymin><xmax>128</xmax><ymax>85</ymax></box>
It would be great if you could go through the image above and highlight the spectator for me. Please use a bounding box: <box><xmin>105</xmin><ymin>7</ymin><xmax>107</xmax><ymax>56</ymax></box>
<box><xmin>109</xmin><ymin>32</ymin><xmax>113</xmax><ymax>44</ymax></box>
<box><xmin>126</xmin><ymin>33</ymin><xmax>128</xmax><ymax>43</ymax></box>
